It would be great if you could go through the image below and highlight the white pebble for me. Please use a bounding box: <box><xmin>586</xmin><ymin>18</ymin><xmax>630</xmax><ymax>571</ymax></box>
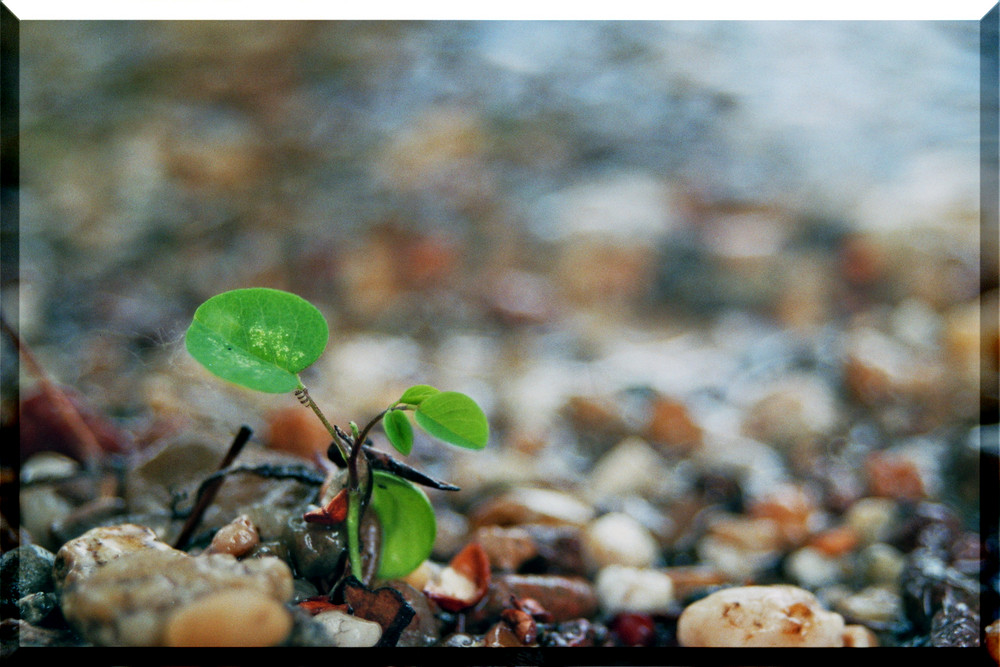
<box><xmin>594</xmin><ymin>565</ymin><xmax>675</xmax><ymax>615</ymax></box>
<box><xmin>677</xmin><ymin>585</ymin><xmax>846</xmax><ymax>647</ymax></box>
<box><xmin>785</xmin><ymin>546</ymin><xmax>845</xmax><ymax>589</ymax></box>
<box><xmin>582</xmin><ymin>512</ymin><xmax>660</xmax><ymax>571</ymax></box>
<box><xmin>313</xmin><ymin>610</ymin><xmax>383</xmax><ymax>647</ymax></box>
<box><xmin>845</xmin><ymin>498</ymin><xmax>897</xmax><ymax>544</ymax></box>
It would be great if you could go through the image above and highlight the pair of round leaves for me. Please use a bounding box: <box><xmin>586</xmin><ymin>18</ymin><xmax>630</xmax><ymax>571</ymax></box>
<box><xmin>186</xmin><ymin>288</ymin><xmax>489</xmax><ymax>453</ymax></box>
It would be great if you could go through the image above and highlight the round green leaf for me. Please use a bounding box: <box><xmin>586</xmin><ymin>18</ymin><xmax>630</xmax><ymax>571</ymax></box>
<box><xmin>397</xmin><ymin>384</ymin><xmax>440</xmax><ymax>406</ymax></box>
<box><xmin>413</xmin><ymin>391</ymin><xmax>489</xmax><ymax>450</ymax></box>
<box><xmin>185</xmin><ymin>288</ymin><xmax>329</xmax><ymax>393</ymax></box>
<box><xmin>370</xmin><ymin>471</ymin><xmax>435</xmax><ymax>579</ymax></box>
<box><xmin>382</xmin><ymin>409</ymin><xmax>413</xmax><ymax>456</ymax></box>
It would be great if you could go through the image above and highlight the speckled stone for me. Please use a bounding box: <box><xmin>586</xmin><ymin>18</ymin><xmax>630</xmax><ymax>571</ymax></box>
<box><xmin>56</xmin><ymin>524</ymin><xmax>293</xmax><ymax>646</ymax></box>
<box><xmin>1</xmin><ymin>544</ymin><xmax>56</xmax><ymax>608</ymax></box>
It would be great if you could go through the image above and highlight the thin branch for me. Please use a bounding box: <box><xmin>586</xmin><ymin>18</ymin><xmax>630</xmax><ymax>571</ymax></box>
<box><xmin>173</xmin><ymin>425</ymin><xmax>252</xmax><ymax>550</ymax></box>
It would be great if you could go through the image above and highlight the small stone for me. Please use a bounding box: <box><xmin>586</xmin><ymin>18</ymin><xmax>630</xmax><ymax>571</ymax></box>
<box><xmin>833</xmin><ymin>586</ymin><xmax>902</xmax><ymax>627</ymax></box>
<box><xmin>697</xmin><ymin>516</ymin><xmax>784</xmax><ymax>580</ymax></box>
<box><xmin>594</xmin><ymin>565</ymin><xmax>675</xmax><ymax>615</ymax></box>
<box><xmin>986</xmin><ymin>619</ymin><xmax>999</xmax><ymax>662</ymax></box>
<box><xmin>677</xmin><ymin>585</ymin><xmax>847</xmax><ymax>647</ymax></box>
<box><xmin>16</xmin><ymin>592</ymin><xmax>58</xmax><ymax>626</ymax></box>
<box><xmin>470</xmin><ymin>487</ymin><xmax>595</xmax><ymax>529</ymax></box>
<box><xmin>841</xmin><ymin>624</ymin><xmax>879</xmax><ymax>647</ymax></box>
<box><xmin>18</xmin><ymin>486</ymin><xmax>74</xmax><ymax>551</ymax></box>
<box><xmin>472</xmin><ymin>525</ymin><xmax>539</xmax><ymax>572</ymax></box>
<box><xmin>582</xmin><ymin>512</ymin><xmax>660</xmax><ymax>571</ymax></box>
<box><xmin>52</xmin><ymin>523</ymin><xmax>173</xmax><ymax>593</ymax></box>
<box><xmin>470</xmin><ymin>574</ymin><xmax>599</xmax><ymax>625</ymax></box>
<box><xmin>0</xmin><ymin>544</ymin><xmax>56</xmax><ymax>607</ymax></box>
<box><xmin>283</xmin><ymin>514</ymin><xmax>348</xmax><ymax>580</ymax></box>
<box><xmin>740</xmin><ymin>375</ymin><xmax>838</xmax><ymax>450</ymax></box>
<box><xmin>265</xmin><ymin>406</ymin><xmax>332</xmax><ymax>460</ymax></box>
<box><xmin>20</xmin><ymin>452</ymin><xmax>80</xmax><ymax>483</ymax></box>
<box><xmin>747</xmin><ymin>483</ymin><xmax>821</xmax><ymax>547</ymax></box>
<box><xmin>205</xmin><ymin>514</ymin><xmax>260</xmax><ymax>557</ymax></box>
<box><xmin>844</xmin><ymin>497</ymin><xmax>897</xmax><ymax>544</ymax></box>
<box><xmin>584</xmin><ymin>437</ymin><xmax>670</xmax><ymax>505</ymax></box>
<box><xmin>857</xmin><ymin>543</ymin><xmax>906</xmax><ymax>587</ymax></box>
<box><xmin>164</xmin><ymin>588</ymin><xmax>293</xmax><ymax>646</ymax></box>
<box><xmin>784</xmin><ymin>546</ymin><xmax>844</xmax><ymax>589</ymax></box>
<box><xmin>310</xmin><ymin>610</ymin><xmax>383</xmax><ymax>647</ymax></box>
<box><xmin>644</xmin><ymin>397</ymin><xmax>702</xmax><ymax>453</ymax></box>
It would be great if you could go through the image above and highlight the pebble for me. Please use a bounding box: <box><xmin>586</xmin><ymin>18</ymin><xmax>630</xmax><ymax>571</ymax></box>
<box><xmin>740</xmin><ymin>375</ymin><xmax>838</xmax><ymax>450</ymax></box>
<box><xmin>20</xmin><ymin>452</ymin><xmax>81</xmax><ymax>484</ymax></box>
<box><xmin>55</xmin><ymin>525</ymin><xmax>293</xmax><ymax>646</ymax></box>
<box><xmin>311</xmin><ymin>610</ymin><xmax>382</xmax><ymax>647</ymax></box>
<box><xmin>204</xmin><ymin>514</ymin><xmax>260</xmax><ymax>557</ymax></box>
<box><xmin>0</xmin><ymin>544</ymin><xmax>56</xmax><ymax>608</ymax></box>
<box><xmin>469</xmin><ymin>574</ymin><xmax>599</xmax><ymax>625</ymax></box>
<box><xmin>844</xmin><ymin>497</ymin><xmax>897</xmax><ymax>544</ymax></box>
<box><xmin>282</xmin><ymin>513</ymin><xmax>348</xmax><ymax>579</ymax></box>
<box><xmin>472</xmin><ymin>525</ymin><xmax>539</xmax><ymax>572</ymax></box>
<box><xmin>594</xmin><ymin>565</ymin><xmax>675</xmax><ymax>615</ymax></box>
<box><xmin>16</xmin><ymin>592</ymin><xmax>58</xmax><ymax>626</ymax></box>
<box><xmin>841</xmin><ymin>624</ymin><xmax>879</xmax><ymax>647</ymax></box>
<box><xmin>163</xmin><ymin>588</ymin><xmax>293</xmax><ymax>646</ymax></box>
<box><xmin>696</xmin><ymin>516</ymin><xmax>783</xmax><ymax>580</ymax></box>
<box><xmin>52</xmin><ymin>523</ymin><xmax>173</xmax><ymax>593</ymax></box>
<box><xmin>265</xmin><ymin>406</ymin><xmax>332</xmax><ymax>460</ymax></box>
<box><xmin>582</xmin><ymin>512</ymin><xmax>660</xmax><ymax>571</ymax></box>
<box><xmin>784</xmin><ymin>546</ymin><xmax>845</xmax><ymax>589</ymax></box>
<box><xmin>986</xmin><ymin>619</ymin><xmax>999</xmax><ymax>662</ymax></box>
<box><xmin>833</xmin><ymin>585</ymin><xmax>902</xmax><ymax>627</ymax></box>
<box><xmin>676</xmin><ymin>585</ymin><xmax>847</xmax><ymax>647</ymax></box>
<box><xmin>584</xmin><ymin>436</ymin><xmax>671</xmax><ymax>505</ymax></box>
<box><xmin>857</xmin><ymin>543</ymin><xmax>906</xmax><ymax>587</ymax></box>
<box><xmin>470</xmin><ymin>487</ymin><xmax>595</xmax><ymax>529</ymax></box>
<box><xmin>18</xmin><ymin>486</ymin><xmax>75</xmax><ymax>551</ymax></box>
<box><xmin>644</xmin><ymin>396</ymin><xmax>703</xmax><ymax>453</ymax></box>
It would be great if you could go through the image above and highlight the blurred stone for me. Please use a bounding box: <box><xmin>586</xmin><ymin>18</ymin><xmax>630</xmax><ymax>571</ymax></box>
<box><xmin>594</xmin><ymin>565</ymin><xmax>675</xmax><ymax>615</ymax></box>
<box><xmin>311</xmin><ymin>610</ymin><xmax>382</xmax><ymax>647</ymax></box>
<box><xmin>470</xmin><ymin>487</ymin><xmax>594</xmax><ymax>529</ymax></box>
<box><xmin>697</xmin><ymin>516</ymin><xmax>783</xmax><ymax>580</ymax></box>
<box><xmin>644</xmin><ymin>397</ymin><xmax>703</xmax><ymax>454</ymax></box>
<box><xmin>265</xmin><ymin>407</ymin><xmax>331</xmax><ymax>460</ymax></box>
<box><xmin>472</xmin><ymin>525</ymin><xmax>538</xmax><ymax>572</ymax></box>
<box><xmin>163</xmin><ymin>588</ymin><xmax>293</xmax><ymax>647</ymax></box>
<box><xmin>582</xmin><ymin>512</ymin><xmax>660</xmax><ymax>571</ymax></box>
<box><xmin>584</xmin><ymin>437</ymin><xmax>670</xmax><ymax>505</ymax></box>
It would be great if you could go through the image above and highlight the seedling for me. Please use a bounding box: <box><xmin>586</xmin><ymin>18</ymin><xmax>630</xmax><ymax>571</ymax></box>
<box><xmin>184</xmin><ymin>287</ymin><xmax>488</xmax><ymax>580</ymax></box>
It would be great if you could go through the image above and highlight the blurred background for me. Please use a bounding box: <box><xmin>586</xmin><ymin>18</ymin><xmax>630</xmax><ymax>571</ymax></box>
<box><xmin>2</xmin><ymin>21</ymin><xmax>991</xmax><ymax>499</ymax></box>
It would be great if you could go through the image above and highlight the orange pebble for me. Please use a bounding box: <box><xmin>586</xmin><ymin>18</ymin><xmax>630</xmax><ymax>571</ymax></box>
<box><xmin>265</xmin><ymin>406</ymin><xmax>331</xmax><ymax>459</ymax></box>
<box><xmin>808</xmin><ymin>526</ymin><xmax>861</xmax><ymax>558</ymax></box>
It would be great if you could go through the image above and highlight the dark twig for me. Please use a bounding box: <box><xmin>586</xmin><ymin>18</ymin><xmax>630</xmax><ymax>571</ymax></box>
<box><xmin>173</xmin><ymin>425</ymin><xmax>252</xmax><ymax>549</ymax></box>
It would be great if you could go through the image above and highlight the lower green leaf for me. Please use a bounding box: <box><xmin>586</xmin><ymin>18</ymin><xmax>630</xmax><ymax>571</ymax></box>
<box><xmin>369</xmin><ymin>471</ymin><xmax>436</xmax><ymax>579</ymax></box>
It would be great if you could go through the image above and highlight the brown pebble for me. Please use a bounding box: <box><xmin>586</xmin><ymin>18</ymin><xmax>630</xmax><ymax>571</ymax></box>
<box><xmin>986</xmin><ymin>619</ymin><xmax>999</xmax><ymax>663</ymax></box>
<box><xmin>205</xmin><ymin>514</ymin><xmax>260</xmax><ymax>557</ymax></box>
<box><xmin>470</xmin><ymin>574</ymin><xmax>598</xmax><ymax>625</ymax></box>
<box><xmin>164</xmin><ymin>588</ymin><xmax>292</xmax><ymax>647</ymax></box>
<box><xmin>645</xmin><ymin>396</ymin><xmax>702</xmax><ymax>453</ymax></box>
<box><xmin>472</xmin><ymin>525</ymin><xmax>539</xmax><ymax>572</ymax></box>
<box><xmin>265</xmin><ymin>407</ymin><xmax>332</xmax><ymax>459</ymax></box>
<box><xmin>808</xmin><ymin>526</ymin><xmax>861</xmax><ymax>558</ymax></box>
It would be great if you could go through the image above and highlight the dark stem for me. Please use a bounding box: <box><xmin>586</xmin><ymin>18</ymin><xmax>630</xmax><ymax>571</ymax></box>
<box><xmin>173</xmin><ymin>425</ymin><xmax>252</xmax><ymax>550</ymax></box>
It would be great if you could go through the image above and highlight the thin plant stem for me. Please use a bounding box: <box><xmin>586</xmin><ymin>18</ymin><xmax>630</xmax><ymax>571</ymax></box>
<box><xmin>173</xmin><ymin>425</ymin><xmax>253</xmax><ymax>550</ymax></box>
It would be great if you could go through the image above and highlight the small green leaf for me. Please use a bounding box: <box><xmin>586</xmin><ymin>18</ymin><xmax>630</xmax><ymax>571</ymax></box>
<box><xmin>397</xmin><ymin>384</ymin><xmax>440</xmax><ymax>406</ymax></box>
<box><xmin>382</xmin><ymin>409</ymin><xmax>414</xmax><ymax>456</ymax></box>
<box><xmin>413</xmin><ymin>391</ymin><xmax>489</xmax><ymax>450</ymax></box>
<box><xmin>370</xmin><ymin>471</ymin><xmax>436</xmax><ymax>579</ymax></box>
<box><xmin>185</xmin><ymin>288</ymin><xmax>329</xmax><ymax>393</ymax></box>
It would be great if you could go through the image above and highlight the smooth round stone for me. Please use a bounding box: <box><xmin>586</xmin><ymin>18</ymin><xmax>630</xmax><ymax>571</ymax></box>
<box><xmin>677</xmin><ymin>585</ymin><xmax>846</xmax><ymax>647</ymax></box>
<box><xmin>594</xmin><ymin>565</ymin><xmax>675</xmax><ymax>615</ymax></box>
<box><xmin>312</xmin><ymin>610</ymin><xmax>382</xmax><ymax>647</ymax></box>
<box><xmin>582</xmin><ymin>512</ymin><xmax>660</xmax><ymax>571</ymax></box>
<box><xmin>164</xmin><ymin>588</ymin><xmax>293</xmax><ymax>647</ymax></box>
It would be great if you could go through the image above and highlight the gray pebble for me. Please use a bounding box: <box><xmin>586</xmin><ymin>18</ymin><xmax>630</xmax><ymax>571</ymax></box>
<box><xmin>0</xmin><ymin>545</ymin><xmax>56</xmax><ymax>607</ymax></box>
<box><xmin>16</xmin><ymin>591</ymin><xmax>58</xmax><ymax>625</ymax></box>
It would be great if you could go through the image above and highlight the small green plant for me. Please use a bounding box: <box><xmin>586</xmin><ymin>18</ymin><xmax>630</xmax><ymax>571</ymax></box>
<box><xmin>184</xmin><ymin>287</ymin><xmax>488</xmax><ymax>580</ymax></box>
